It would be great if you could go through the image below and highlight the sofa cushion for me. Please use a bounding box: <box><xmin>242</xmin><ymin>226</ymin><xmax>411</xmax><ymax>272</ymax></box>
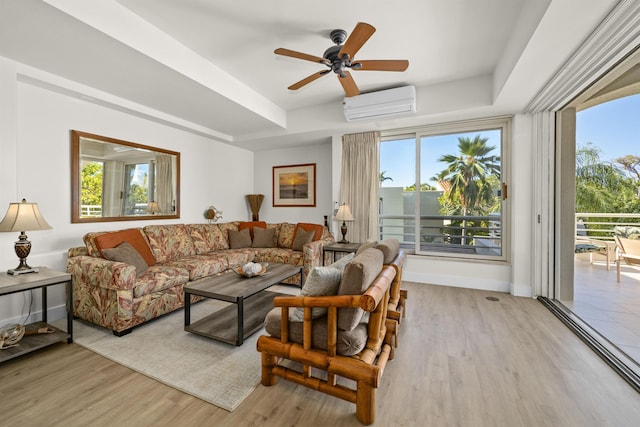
<box><xmin>162</xmin><ymin>255</ymin><xmax>228</xmax><ymax>281</ymax></box>
<box><xmin>277</xmin><ymin>223</ymin><xmax>297</xmax><ymax>248</ymax></box>
<box><xmin>292</xmin><ymin>228</ymin><xmax>315</xmax><ymax>251</ymax></box>
<box><xmin>102</xmin><ymin>242</ymin><xmax>149</xmax><ymax>275</ymax></box>
<box><xmin>87</xmin><ymin>228</ymin><xmax>156</xmax><ymax>266</ymax></box>
<box><xmin>294</xmin><ymin>223</ymin><xmax>324</xmax><ymax>241</ymax></box>
<box><xmin>264</xmin><ymin>308</ymin><xmax>368</xmax><ymax>356</ymax></box>
<box><xmin>253</xmin><ymin>248</ymin><xmax>304</xmax><ymax>266</ymax></box>
<box><xmin>290</xmin><ymin>266</ymin><xmax>342</xmax><ymax>321</ymax></box>
<box><xmin>252</xmin><ymin>227</ymin><xmax>276</xmax><ymax>248</ymax></box>
<box><xmin>214</xmin><ymin>249</ymin><xmax>256</xmax><ymax>268</ymax></box>
<box><xmin>337</xmin><ymin>248</ymin><xmax>384</xmax><ymax>331</ymax></box>
<box><xmin>239</xmin><ymin>221</ymin><xmax>267</xmax><ymax>239</ymax></box>
<box><xmin>229</xmin><ymin>228</ymin><xmax>252</xmax><ymax>249</ymax></box>
<box><xmin>187</xmin><ymin>224</ymin><xmax>229</xmax><ymax>254</ymax></box>
<box><xmin>132</xmin><ymin>265</ymin><xmax>190</xmax><ymax>298</ymax></box>
<box><xmin>143</xmin><ymin>224</ymin><xmax>197</xmax><ymax>263</ymax></box>
<box><xmin>376</xmin><ymin>238</ymin><xmax>400</xmax><ymax>264</ymax></box>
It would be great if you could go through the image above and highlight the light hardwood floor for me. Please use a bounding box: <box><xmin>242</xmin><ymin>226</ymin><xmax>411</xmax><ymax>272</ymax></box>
<box><xmin>1</xmin><ymin>282</ymin><xmax>640</xmax><ymax>426</ymax></box>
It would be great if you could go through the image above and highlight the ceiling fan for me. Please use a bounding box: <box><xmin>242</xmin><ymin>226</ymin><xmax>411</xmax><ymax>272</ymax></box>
<box><xmin>274</xmin><ymin>22</ymin><xmax>409</xmax><ymax>97</ymax></box>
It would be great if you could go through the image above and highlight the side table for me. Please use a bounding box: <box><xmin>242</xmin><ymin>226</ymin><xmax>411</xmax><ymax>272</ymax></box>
<box><xmin>323</xmin><ymin>242</ymin><xmax>361</xmax><ymax>265</ymax></box>
<box><xmin>0</xmin><ymin>267</ymin><xmax>73</xmax><ymax>363</ymax></box>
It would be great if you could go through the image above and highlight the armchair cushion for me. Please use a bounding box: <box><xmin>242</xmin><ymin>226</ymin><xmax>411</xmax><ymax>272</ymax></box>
<box><xmin>102</xmin><ymin>241</ymin><xmax>149</xmax><ymax>275</ymax></box>
<box><xmin>264</xmin><ymin>308</ymin><xmax>368</xmax><ymax>356</ymax></box>
<box><xmin>290</xmin><ymin>266</ymin><xmax>342</xmax><ymax>321</ymax></box>
<box><xmin>376</xmin><ymin>238</ymin><xmax>400</xmax><ymax>264</ymax></box>
<box><xmin>337</xmin><ymin>248</ymin><xmax>384</xmax><ymax>331</ymax></box>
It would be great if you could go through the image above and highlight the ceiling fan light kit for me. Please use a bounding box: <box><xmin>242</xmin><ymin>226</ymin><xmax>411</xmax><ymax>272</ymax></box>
<box><xmin>275</xmin><ymin>22</ymin><xmax>409</xmax><ymax>97</ymax></box>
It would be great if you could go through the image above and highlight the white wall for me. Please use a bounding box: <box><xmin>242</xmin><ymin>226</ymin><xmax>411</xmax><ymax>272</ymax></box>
<box><xmin>0</xmin><ymin>58</ymin><xmax>255</xmax><ymax>325</ymax></box>
<box><xmin>253</xmin><ymin>140</ymin><xmax>333</xmax><ymax>226</ymax></box>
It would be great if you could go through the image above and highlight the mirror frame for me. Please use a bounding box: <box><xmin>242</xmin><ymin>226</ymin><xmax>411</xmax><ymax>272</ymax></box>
<box><xmin>71</xmin><ymin>130</ymin><xmax>180</xmax><ymax>223</ymax></box>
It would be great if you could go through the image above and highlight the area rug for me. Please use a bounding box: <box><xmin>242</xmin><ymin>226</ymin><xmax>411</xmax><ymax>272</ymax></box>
<box><xmin>53</xmin><ymin>288</ymin><xmax>292</xmax><ymax>412</ymax></box>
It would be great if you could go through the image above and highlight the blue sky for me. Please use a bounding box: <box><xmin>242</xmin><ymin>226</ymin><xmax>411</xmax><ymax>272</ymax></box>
<box><xmin>576</xmin><ymin>93</ymin><xmax>640</xmax><ymax>161</ymax></box>
<box><xmin>380</xmin><ymin>130</ymin><xmax>501</xmax><ymax>189</ymax></box>
<box><xmin>381</xmin><ymin>93</ymin><xmax>639</xmax><ymax>189</ymax></box>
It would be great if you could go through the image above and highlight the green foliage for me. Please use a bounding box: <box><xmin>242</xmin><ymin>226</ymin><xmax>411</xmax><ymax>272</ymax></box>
<box><xmin>434</xmin><ymin>135</ymin><xmax>501</xmax><ymax>216</ymax></box>
<box><xmin>81</xmin><ymin>161</ymin><xmax>103</xmax><ymax>206</ymax></box>
<box><xmin>379</xmin><ymin>171</ymin><xmax>393</xmax><ymax>184</ymax></box>
<box><xmin>404</xmin><ymin>182</ymin><xmax>436</xmax><ymax>191</ymax></box>
<box><xmin>576</xmin><ymin>143</ymin><xmax>640</xmax><ymax>213</ymax></box>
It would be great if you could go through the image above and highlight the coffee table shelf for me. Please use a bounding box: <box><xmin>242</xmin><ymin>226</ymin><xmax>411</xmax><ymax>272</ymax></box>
<box><xmin>184</xmin><ymin>263</ymin><xmax>303</xmax><ymax>346</ymax></box>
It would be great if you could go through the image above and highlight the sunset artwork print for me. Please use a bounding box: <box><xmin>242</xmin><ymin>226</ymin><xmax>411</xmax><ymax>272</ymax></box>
<box><xmin>273</xmin><ymin>163</ymin><xmax>316</xmax><ymax>207</ymax></box>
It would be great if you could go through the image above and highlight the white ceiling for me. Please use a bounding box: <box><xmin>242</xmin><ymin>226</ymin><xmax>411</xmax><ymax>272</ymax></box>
<box><xmin>0</xmin><ymin>0</ymin><xmax>619</xmax><ymax>150</ymax></box>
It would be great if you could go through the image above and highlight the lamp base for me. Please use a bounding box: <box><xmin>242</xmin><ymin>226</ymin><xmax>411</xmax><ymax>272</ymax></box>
<box><xmin>339</xmin><ymin>221</ymin><xmax>349</xmax><ymax>244</ymax></box>
<box><xmin>7</xmin><ymin>266</ymin><xmax>39</xmax><ymax>276</ymax></box>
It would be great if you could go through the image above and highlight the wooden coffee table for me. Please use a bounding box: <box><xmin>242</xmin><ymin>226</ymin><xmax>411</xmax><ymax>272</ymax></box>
<box><xmin>184</xmin><ymin>263</ymin><xmax>303</xmax><ymax>346</ymax></box>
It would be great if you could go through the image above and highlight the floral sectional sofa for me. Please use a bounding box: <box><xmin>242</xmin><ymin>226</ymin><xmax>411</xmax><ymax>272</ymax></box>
<box><xmin>66</xmin><ymin>221</ymin><xmax>334</xmax><ymax>336</ymax></box>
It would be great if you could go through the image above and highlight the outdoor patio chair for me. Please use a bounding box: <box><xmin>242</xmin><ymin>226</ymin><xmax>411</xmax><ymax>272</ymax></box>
<box><xmin>615</xmin><ymin>235</ymin><xmax>640</xmax><ymax>282</ymax></box>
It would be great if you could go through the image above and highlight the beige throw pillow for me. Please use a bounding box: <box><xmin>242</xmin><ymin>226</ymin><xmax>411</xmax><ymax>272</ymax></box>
<box><xmin>290</xmin><ymin>266</ymin><xmax>343</xmax><ymax>322</ymax></box>
<box><xmin>228</xmin><ymin>228</ymin><xmax>252</xmax><ymax>249</ymax></box>
<box><xmin>292</xmin><ymin>228</ymin><xmax>315</xmax><ymax>251</ymax></box>
<box><xmin>102</xmin><ymin>241</ymin><xmax>149</xmax><ymax>274</ymax></box>
<box><xmin>252</xmin><ymin>227</ymin><xmax>276</xmax><ymax>248</ymax></box>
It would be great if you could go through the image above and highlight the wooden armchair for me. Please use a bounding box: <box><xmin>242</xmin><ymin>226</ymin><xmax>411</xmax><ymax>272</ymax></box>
<box><xmin>257</xmin><ymin>260</ymin><xmax>396</xmax><ymax>425</ymax></box>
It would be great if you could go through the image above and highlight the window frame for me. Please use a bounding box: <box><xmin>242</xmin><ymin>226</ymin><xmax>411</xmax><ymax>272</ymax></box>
<box><xmin>381</xmin><ymin>116</ymin><xmax>511</xmax><ymax>262</ymax></box>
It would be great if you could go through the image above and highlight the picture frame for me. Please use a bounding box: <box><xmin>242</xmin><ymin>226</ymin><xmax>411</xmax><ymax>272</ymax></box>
<box><xmin>272</xmin><ymin>163</ymin><xmax>316</xmax><ymax>207</ymax></box>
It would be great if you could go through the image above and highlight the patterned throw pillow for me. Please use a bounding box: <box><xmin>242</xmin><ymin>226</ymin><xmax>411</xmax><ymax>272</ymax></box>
<box><xmin>290</xmin><ymin>266</ymin><xmax>343</xmax><ymax>322</ymax></box>
<box><xmin>102</xmin><ymin>241</ymin><xmax>149</xmax><ymax>274</ymax></box>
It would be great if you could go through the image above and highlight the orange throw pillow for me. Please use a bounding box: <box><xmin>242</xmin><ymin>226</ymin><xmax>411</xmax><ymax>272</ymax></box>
<box><xmin>239</xmin><ymin>221</ymin><xmax>267</xmax><ymax>239</ymax></box>
<box><xmin>94</xmin><ymin>228</ymin><xmax>156</xmax><ymax>266</ymax></box>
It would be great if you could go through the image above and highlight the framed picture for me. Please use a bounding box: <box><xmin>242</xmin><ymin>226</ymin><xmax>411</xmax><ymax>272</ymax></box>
<box><xmin>273</xmin><ymin>163</ymin><xmax>316</xmax><ymax>207</ymax></box>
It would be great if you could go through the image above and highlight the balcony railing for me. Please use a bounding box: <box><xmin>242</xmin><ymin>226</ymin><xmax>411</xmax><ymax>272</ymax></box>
<box><xmin>379</xmin><ymin>213</ymin><xmax>502</xmax><ymax>255</ymax></box>
<box><xmin>576</xmin><ymin>213</ymin><xmax>640</xmax><ymax>241</ymax></box>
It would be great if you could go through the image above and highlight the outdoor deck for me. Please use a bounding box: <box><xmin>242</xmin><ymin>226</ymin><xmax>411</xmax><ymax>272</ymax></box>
<box><xmin>562</xmin><ymin>256</ymin><xmax>640</xmax><ymax>366</ymax></box>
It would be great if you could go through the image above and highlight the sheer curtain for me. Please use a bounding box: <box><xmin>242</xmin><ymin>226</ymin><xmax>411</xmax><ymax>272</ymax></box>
<box><xmin>339</xmin><ymin>131</ymin><xmax>380</xmax><ymax>243</ymax></box>
<box><xmin>102</xmin><ymin>160</ymin><xmax>124</xmax><ymax>217</ymax></box>
<box><xmin>156</xmin><ymin>155</ymin><xmax>173</xmax><ymax>214</ymax></box>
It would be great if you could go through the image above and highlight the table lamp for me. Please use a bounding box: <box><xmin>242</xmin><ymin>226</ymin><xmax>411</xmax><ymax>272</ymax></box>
<box><xmin>146</xmin><ymin>201</ymin><xmax>160</xmax><ymax>214</ymax></box>
<box><xmin>0</xmin><ymin>199</ymin><xmax>52</xmax><ymax>275</ymax></box>
<box><xmin>334</xmin><ymin>203</ymin><xmax>354</xmax><ymax>243</ymax></box>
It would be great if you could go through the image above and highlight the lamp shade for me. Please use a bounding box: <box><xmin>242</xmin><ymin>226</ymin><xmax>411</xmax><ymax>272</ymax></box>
<box><xmin>334</xmin><ymin>203</ymin><xmax>354</xmax><ymax>222</ymax></box>
<box><xmin>0</xmin><ymin>199</ymin><xmax>52</xmax><ymax>232</ymax></box>
<box><xmin>146</xmin><ymin>201</ymin><xmax>160</xmax><ymax>214</ymax></box>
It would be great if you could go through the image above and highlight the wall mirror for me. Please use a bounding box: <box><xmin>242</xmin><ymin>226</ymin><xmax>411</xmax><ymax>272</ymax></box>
<box><xmin>71</xmin><ymin>130</ymin><xmax>180</xmax><ymax>223</ymax></box>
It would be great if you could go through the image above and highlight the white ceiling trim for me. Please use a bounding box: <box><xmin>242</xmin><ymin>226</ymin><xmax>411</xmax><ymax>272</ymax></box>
<box><xmin>42</xmin><ymin>0</ymin><xmax>287</xmax><ymax>129</ymax></box>
<box><xmin>525</xmin><ymin>0</ymin><xmax>640</xmax><ymax>112</ymax></box>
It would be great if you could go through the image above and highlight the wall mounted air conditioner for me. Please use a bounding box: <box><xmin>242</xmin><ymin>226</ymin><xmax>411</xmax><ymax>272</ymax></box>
<box><xmin>343</xmin><ymin>85</ymin><xmax>416</xmax><ymax>122</ymax></box>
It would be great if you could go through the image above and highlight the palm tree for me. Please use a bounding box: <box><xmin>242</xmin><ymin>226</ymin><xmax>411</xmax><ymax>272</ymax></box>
<box><xmin>379</xmin><ymin>171</ymin><xmax>393</xmax><ymax>185</ymax></box>
<box><xmin>434</xmin><ymin>135</ymin><xmax>500</xmax><ymax>244</ymax></box>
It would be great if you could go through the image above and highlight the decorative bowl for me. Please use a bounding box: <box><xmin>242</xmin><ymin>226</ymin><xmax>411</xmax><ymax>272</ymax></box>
<box><xmin>233</xmin><ymin>263</ymin><xmax>268</xmax><ymax>277</ymax></box>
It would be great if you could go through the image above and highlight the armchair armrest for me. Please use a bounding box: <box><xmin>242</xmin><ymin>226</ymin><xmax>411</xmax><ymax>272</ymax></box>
<box><xmin>67</xmin><ymin>255</ymin><xmax>137</xmax><ymax>291</ymax></box>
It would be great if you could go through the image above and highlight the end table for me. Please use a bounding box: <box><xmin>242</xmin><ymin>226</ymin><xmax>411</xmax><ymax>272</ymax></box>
<box><xmin>0</xmin><ymin>267</ymin><xmax>73</xmax><ymax>363</ymax></box>
<box><xmin>323</xmin><ymin>242</ymin><xmax>362</xmax><ymax>265</ymax></box>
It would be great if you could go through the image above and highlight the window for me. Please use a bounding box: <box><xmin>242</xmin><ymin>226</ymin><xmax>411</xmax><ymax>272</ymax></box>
<box><xmin>380</xmin><ymin>117</ymin><xmax>509</xmax><ymax>260</ymax></box>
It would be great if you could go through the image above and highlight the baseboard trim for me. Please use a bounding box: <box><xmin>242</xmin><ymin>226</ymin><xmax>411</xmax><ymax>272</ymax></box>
<box><xmin>538</xmin><ymin>296</ymin><xmax>640</xmax><ymax>393</ymax></box>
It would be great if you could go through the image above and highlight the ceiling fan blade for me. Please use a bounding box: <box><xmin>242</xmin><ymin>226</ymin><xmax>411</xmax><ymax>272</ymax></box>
<box><xmin>354</xmin><ymin>59</ymin><xmax>409</xmax><ymax>72</ymax></box>
<box><xmin>338</xmin><ymin>71</ymin><xmax>360</xmax><ymax>97</ymax></box>
<box><xmin>338</xmin><ymin>22</ymin><xmax>375</xmax><ymax>60</ymax></box>
<box><xmin>288</xmin><ymin>70</ymin><xmax>331</xmax><ymax>90</ymax></box>
<box><xmin>275</xmin><ymin>48</ymin><xmax>328</xmax><ymax>64</ymax></box>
